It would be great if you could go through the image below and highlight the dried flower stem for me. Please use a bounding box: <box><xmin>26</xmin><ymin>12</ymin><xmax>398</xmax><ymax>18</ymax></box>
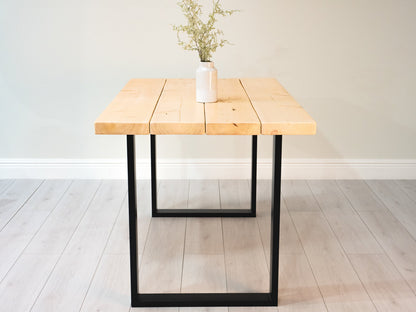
<box><xmin>173</xmin><ymin>0</ymin><xmax>238</xmax><ymax>62</ymax></box>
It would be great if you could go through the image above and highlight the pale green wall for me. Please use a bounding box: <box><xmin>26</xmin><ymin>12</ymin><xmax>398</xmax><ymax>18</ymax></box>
<box><xmin>1</xmin><ymin>0</ymin><xmax>415</xmax><ymax>160</ymax></box>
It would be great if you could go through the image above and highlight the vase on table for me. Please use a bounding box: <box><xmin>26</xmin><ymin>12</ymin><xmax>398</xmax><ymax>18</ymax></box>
<box><xmin>196</xmin><ymin>61</ymin><xmax>217</xmax><ymax>103</ymax></box>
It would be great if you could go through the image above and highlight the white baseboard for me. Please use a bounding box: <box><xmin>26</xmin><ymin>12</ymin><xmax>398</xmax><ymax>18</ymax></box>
<box><xmin>0</xmin><ymin>158</ymin><xmax>415</xmax><ymax>179</ymax></box>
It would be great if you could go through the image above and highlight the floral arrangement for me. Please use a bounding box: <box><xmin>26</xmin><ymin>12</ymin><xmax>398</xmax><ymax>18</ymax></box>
<box><xmin>173</xmin><ymin>0</ymin><xmax>238</xmax><ymax>62</ymax></box>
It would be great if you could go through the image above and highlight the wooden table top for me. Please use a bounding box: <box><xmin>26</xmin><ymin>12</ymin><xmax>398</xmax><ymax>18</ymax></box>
<box><xmin>95</xmin><ymin>78</ymin><xmax>316</xmax><ymax>135</ymax></box>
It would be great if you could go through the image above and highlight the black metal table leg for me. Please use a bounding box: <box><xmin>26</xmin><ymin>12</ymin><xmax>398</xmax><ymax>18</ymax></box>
<box><xmin>126</xmin><ymin>134</ymin><xmax>282</xmax><ymax>307</ymax></box>
<box><xmin>126</xmin><ymin>135</ymin><xmax>139</xmax><ymax>306</ymax></box>
<box><xmin>150</xmin><ymin>134</ymin><xmax>157</xmax><ymax>216</ymax></box>
<box><xmin>270</xmin><ymin>135</ymin><xmax>282</xmax><ymax>305</ymax></box>
<box><xmin>251</xmin><ymin>135</ymin><xmax>258</xmax><ymax>216</ymax></box>
<box><xmin>151</xmin><ymin>135</ymin><xmax>257</xmax><ymax>218</ymax></box>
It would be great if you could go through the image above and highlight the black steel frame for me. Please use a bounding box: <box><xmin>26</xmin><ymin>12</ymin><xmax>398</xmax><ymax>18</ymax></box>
<box><xmin>126</xmin><ymin>134</ymin><xmax>282</xmax><ymax>307</ymax></box>
<box><xmin>151</xmin><ymin>135</ymin><xmax>257</xmax><ymax>218</ymax></box>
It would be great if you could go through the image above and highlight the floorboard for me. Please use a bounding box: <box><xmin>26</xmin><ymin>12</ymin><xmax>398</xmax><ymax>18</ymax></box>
<box><xmin>219</xmin><ymin>180</ymin><xmax>251</xmax><ymax>210</ymax></box>
<box><xmin>278</xmin><ymin>253</ymin><xmax>327</xmax><ymax>312</ymax></box>
<box><xmin>139</xmin><ymin>218</ymin><xmax>186</xmax><ymax>293</ymax></box>
<box><xmin>229</xmin><ymin>307</ymin><xmax>276</xmax><ymax>312</ymax></box>
<box><xmin>188</xmin><ymin>180</ymin><xmax>220</xmax><ymax>210</ymax></box>
<box><xmin>222</xmin><ymin>217</ymin><xmax>269</xmax><ymax>293</ymax></box>
<box><xmin>0</xmin><ymin>180</ymin><xmax>71</xmax><ymax>281</ymax></box>
<box><xmin>289</xmin><ymin>211</ymin><xmax>377</xmax><ymax>312</ymax></box>
<box><xmin>336</xmin><ymin>180</ymin><xmax>387</xmax><ymax>212</ymax></box>
<box><xmin>182</xmin><ymin>181</ymin><xmax>226</xmax><ymax>294</ymax></box>
<box><xmin>396</xmin><ymin>180</ymin><xmax>416</xmax><ymax>202</ymax></box>
<box><xmin>0</xmin><ymin>179</ymin><xmax>416</xmax><ymax>312</ymax></box>
<box><xmin>308</xmin><ymin>180</ymin><xmax>383</xmax><ymax>254</ymax></box>
<box><xmin>182</xmin><ymin>218</ymin><xmax>227</xmax><ymax>293</ymax></box>
<box><xmin>24</xmin><ymin>180</ymin><xmax>101</xmax><ymax>255</ymax></box>
<box><xmin>0</xmin><ymin>179</ymin><xmax>13</xmax><ymax>194</ymax></box>
<box><xmin>158</xmin><ymin>180</ymin><xmax>189</xmax><ymax>209</ymax></box>
<box><xmin>0</xmin><ymin>179</ymin><xmax>42</xmax><ymax>230</ymax></box>
<box><xmin>131</xmin><ymin>308</ymin><xmax>178</xmax><ymax>312</ymax></box>
<box><xmin>282</xmin><ymin>180</ymin><xmax>320</xmax><ymax>212</ymax></box>
<box><xmin>105</xmin><ymin>196</ymin><xmax>130</xmax><ymax>255</ymax></box>
<box><xmin>367</xmin><ymin>180</ymin><xmax>416</xmax><ymax>239</ymax></box>
<box><xmin>80</xmin><ymin>254</ymin><xmax>130</xmax><ymax>312</ymax></box>
<box><xmin>30</xmin><ymin>180</ymin><xmax>126</xmax><ymax>312</ymax></box>
<box><xmin>357</xmin><ymin>211</ymin><xmax>416</xmax><ymax>293</ymax></box>
<box><xmin>349</xmin><ymin>254</ymin><xmax>416</xmax><ymax>311</ymax></box>
<box><xmin>82</xmin><ymin>181</ymin><xmax>141</xmax><ymax>312</ymax></box>
<box><xmin>307</xmin><ymin>180</ymin><xmax>353</xmax><ymax>214</ymax></box>
<box><xmin>0</xmin><ymin>254</ymin><xmax>59</xmax><ymax>312</ymax></box>
<box><xmin>181</xmin><ymin>308</ymin><xmax>228</xmax><ymax>312</ymax></box>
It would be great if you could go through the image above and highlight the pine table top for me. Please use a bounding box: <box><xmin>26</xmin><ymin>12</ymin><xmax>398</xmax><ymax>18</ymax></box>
<box><xmin>95</xmin><ymin>78</ymin><xmax>316</xmax><ymax>135</ymax></box>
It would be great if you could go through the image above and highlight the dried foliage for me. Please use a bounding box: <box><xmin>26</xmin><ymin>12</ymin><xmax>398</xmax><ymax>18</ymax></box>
<box><xmin>173</xmin><ymin>0</ymin><xmax>238</xmax><ymax>62</ymax></box>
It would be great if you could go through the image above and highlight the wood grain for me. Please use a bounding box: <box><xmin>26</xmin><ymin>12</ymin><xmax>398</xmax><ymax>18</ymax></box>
<box><xmin>396</xmin><ymin>180</ymin><xmax>416</xmax><ymax>202</ymax></box>
<box><xmin>291</xmin><ymin>211</ymin><xmax>377</xmax><ymax>311</ymax></box>
<box><xmin>222</xmin><ymin>217</ymin><xmax>269</xmax><ymax>292</ymax></box>
<box><xmin>357</xmin><ymin>211</ymin><xmax>416</xmax><ymax>293</ymax></box>
<box><xmin>31</xmin><ymin>180</ymin><xmax>126</xmax><ymax>312</ymax></box>
<box><xmin>205</xmin><ymin>79</ymin><xmax>260</xmax><ymax>135</ymax></box>
<box><xmin>337</xmin><ymin>180</ymin><xmax>387</xmax><ymax>212</ymax></box>
<box><xmin>229</xmin><ymin>308</ymin><xmax>277</xmax><ymax>312</ymax></box>
<box><xmin>279</xmin><ymin>254</ymin><xmax>327</xmax><ymax>312</ymax></box>
<box><xmin>0</xmin><ymin>180</ymin><xmax>13</xmax><ymax>195</ymax></box>
<box><xmin>25</xmin><ymin>180</ymin><xmax>101</xmax><ymax>255</ymax></box>
<box><xmin>181</xmin><ymin>180</ymin><xmax>227</xmax><ymax>293</ymax></box>
<box><xmin>349</xmin><ymin>254</ymin><xmax>416</xmax><ymax>312</ymax></box>
<box><xmin>95</xmin><ymin>78</ymin><xmax>316</xmax><ymax>136</ymax></box>
<box><xmin>2</xmin><ymin>179</ymin><xmax>416</xmax><ymax>311</ymax></box>
<box><xmin>219</xmin><ymin>180</ymin><xmax>250</xmax><ymax>210</ymax></box>
<box><xmin>367</xmin><ymin>180</ymin><xmax>416</xmax><ymax>239</ymax></box>
<box><xmin>80</xmin><ymin>254</ymin><xmax>130</xmax><ymax>312</ymax></box>
<box><xmin>280</xmin><ymin>210</ymin><xmax>305</xmax><ymax>255</ymax></box>
<box><xmin>241</xmin><ymin>78</ymin><xmax>316</xmax><ymax>135</ymax></box>
<box><xmin>0</xmin><ymin>180</ymin><xmax>71</xmax><ymax>281</ymax></box>
<box><xmin>307</xmin><ymin>180</ymin><xmax>354</xmax><ymax>214</ymax></box>
<box><xmin>282</xmin><ymin>180</ymin><xmax>320</xmax><ymax>211</ymax></box>
<box><xmin>257</xmin><ymin>180</ymin><xmax>304</xmax><ymax>257</ymax></box>
<box><xmin>181</xmin><ymin>308</ymin><xmax>228</xmax><ymax>312</ymax></box>
<box><xmin>188</xmin><ymin>180</ymin><xmax>220</xmax><ymax>210</ymax></box>
<box><xmin>291</xmin><ymin>212</ymin><xmax>343</xmax><ymax>256</ymax></box>
<box><xmin>158</xmin><ymin>180</ymin><xmax>189</xmax><ymax>209</ymax></box>
<box><xmin>132</xmin><ymin>308</ymin><xmax>178</xmax><ymax>312</ymax></box>
<box><xmin>105</xmin><ymin>181</ymin><xmax>151</xmax><ymax>256</ymax></box>
<box><xmin>105</xmin><ymin>197</ymin><xmax>129</xmax><ymax>255</ymax></box>
<box><xmin>220</xmin><ymin>179</ymin><xmax>268</xmax><ymax>293</ymax></box>
<box><xmin>0</xmin><ymin>179</ymin><xmax>42</xmax><ymax>230</ymax></box>
<box><xmin>63</xmin><ymin>180</ymin><xmax>126</xmax><ymax>256</ymax></box>
<box><xmin>308</xmin><ymin>180</ymin><xmax>383</xmax><ymax>254</ymax></box>
<box><xmin>150</xmin><ymin>79</ymin><xmax>205</xmax><ymax>135</ymax></box>
<box><xmin>255</xmin><ymin>180</ymin><xmax>272</xmax><ymax>263</ymax></box>
<box><xmin>139</xmin><ymin>218</ymin><xmax>186</xmax><ymax>293</ymax></box>
<box><xmin>95</xmin><ymin>79</ymin><xmax>166</xmax><ymax>135</ymax></box>
<box><xmin>324</xmin><ymin>212</ymin><xmax>383</xmax><ymax>255</ymax></box>
<box><xmin>182</xmin><ymin>218</ymin><xmax>226</xmax><ymax>293</ymax></box>
<box><xmin>0</xmin><ymin>254</ymin><xmax>60</xmax><ymax>312</ymax></box>
<box><xmin>31</xmin><ymin>253</ymin><xmax>102</xmax><ymax>312</ymax></box>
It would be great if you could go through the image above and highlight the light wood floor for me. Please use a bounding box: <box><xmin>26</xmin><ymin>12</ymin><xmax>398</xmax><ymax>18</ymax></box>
<box><xmin>0</xmin><ymin>179</ymin><xmax>416</xmax><ymax>312</ymax></box>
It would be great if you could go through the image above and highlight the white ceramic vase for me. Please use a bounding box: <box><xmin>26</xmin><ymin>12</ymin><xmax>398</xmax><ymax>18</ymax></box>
<box><xmin>196</xmin><ymin>61</ymin><xmax>217</xmax><ymax>103</ymax></box>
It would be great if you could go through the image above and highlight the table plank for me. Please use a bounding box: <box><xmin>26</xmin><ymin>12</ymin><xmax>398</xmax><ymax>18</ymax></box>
<box><xmin>150</xmin><ymin>79</ymin><xmax>205</xmax><ymax>135</ymax></box>
<box><xmin>240</xmin><ymin>78</ymin><xmax>316</xmax><ymax>135</ymax></box>
<box><xmin>205</xmin><ymin>79</ymin><xmax>260</xmax><ymax>135</ymax></box>
<box><xmin>95</xmin><ymin>78</ymin><xmax>317</xmax><ymax>136</ymax></box>
<box><xmin>95</xmin><ymin>79</ymin><xmax>166</xmax><ymax>135</ymax></box>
